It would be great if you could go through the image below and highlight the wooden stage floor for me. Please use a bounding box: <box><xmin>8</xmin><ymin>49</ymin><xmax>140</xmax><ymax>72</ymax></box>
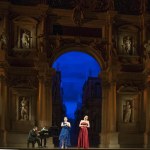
<box><xmin>0</xmin><ymin>148</ymin><xmax>149</xmax><ymax>150</ymax></box>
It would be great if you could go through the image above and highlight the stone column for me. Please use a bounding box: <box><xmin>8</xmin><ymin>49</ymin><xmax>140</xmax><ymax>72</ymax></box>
<box><xmin>107</xmin><ymin>80</ymin><xmax>120</xmax><ymax>148</ymax></box>
<box><xmin>36</xmin><ymin>62</ymin><xmax>55</xmax><ymax>147</ymax></box>
<box><xmin>44</xmin><ymin>70</ymin><xmax>55</xmax><ymax>148</ymax></box>
<box><xmin>143</xmin><ymin>79</ymin><xmax>150</xmax><ymax>148</ymax></box>
<box><xmin>99</xmin><ymin>70</ymin><xmax>120</xmax><ymax>148</ymax></box>
<box><xmin>99</xmin><ymin>77</ymin><xmax>110</xmax><ymax>147</ymax></box>
<box><xmin>0</xmin><ymin>49</ymin><xmax>8</xmax><ymax>146</ymax></box>
<box><xmin>45</xmin><ymin>75</ymin><xmax>53</xmax><ymax>127</ymax></box>
<box><xmin>37</xmin><ymin>72</ymin><xmax>47</xmax><ymax>127</ymax></box>
<box><xmin>0</xmin><ymin>75</ymin><xmax>7</xmax><ymax>146</ymax></box>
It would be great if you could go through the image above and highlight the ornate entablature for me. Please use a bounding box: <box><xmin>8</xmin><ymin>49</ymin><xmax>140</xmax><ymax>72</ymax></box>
<box><xmin>9</xmin><ymin>0</ymin><xmax>150</xmax><ymax>15</ymax></box>
<box><xmin>116</xmin><ymin>71</ymin><xmax>145</xmax><ymax>90</ymax></box>
<box><xmin>9</xmin><ymin>75</ymin><xmax>38</xmax><ymax>88</ymax></box>
<box><xmin>47</xmin><ymin>36</ymin><xmax>108</xmax><ymax>59</ymax></box>
<box><xmin>117</xmin><ymin>84</ymin><xmax>139</xmax><ymax>93</ymax></box>
<box><xmin>45</xmin><ymin>0</ymin><xmax>113</xmax><ymax>12</ymax></box>
<box><xmin>8</xmin><ymin>67</ymin><xmax>38</xmax><ymax>88</ymax></box>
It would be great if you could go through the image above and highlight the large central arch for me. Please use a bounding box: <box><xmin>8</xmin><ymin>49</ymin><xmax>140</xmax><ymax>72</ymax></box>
<box><xmin>48</xmin><ymin>44</ymin><xmax>109</xmax><ymax>146</ymax></box>
<box><xmin>49</xmin><ymin>45</ymin><xmax>106</xmax><ymax>70</ymax></box>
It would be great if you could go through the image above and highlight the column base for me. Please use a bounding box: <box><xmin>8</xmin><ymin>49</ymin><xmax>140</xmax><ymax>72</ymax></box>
<box><xmin>47</xmin><ymin>137</ymin><xmax>54</xmax><ymax>148</ymax></box>
<box><xmin>144</xmin><ymin>132</ymin><xmax>150</xmax><ymax>148</ymax></box>
<box><xmin>0</xmin><ymin>129</ymin><xmax>7</xmax><ymax>146</ymax></box>
<box><xmin>0</xmin><ymin>50</ymin><xmax>6</xmax><ymax>61</ymax></box>
<box><xmin>38</xmin><ymin>120</ymin><xmax>51</xmax><ymax>128</ymax></box>
<box><xmin>99</xmin><ymin>132</ymin><xmax>120</xmax><ymax>148</ymax></box>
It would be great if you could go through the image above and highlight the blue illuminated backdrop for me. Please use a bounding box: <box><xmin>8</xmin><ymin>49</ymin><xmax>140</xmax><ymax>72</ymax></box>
<box><xmin>52</xmin><ymin>51</ymin><xmax>101</xmax><ymax>119</ymax></box>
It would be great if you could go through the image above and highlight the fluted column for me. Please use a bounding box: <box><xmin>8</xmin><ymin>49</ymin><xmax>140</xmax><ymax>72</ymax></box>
<box><xmin>45</xmin><ymin>76</ymin><xmax>53</xmax><ymax>126</ymax></box>
<box><xmin>0</xmin><ymin>47</ymin><xmax>8</xmax><ymax>146</ymax></box>
<box><xmin>107</xmin><ymin>80</ymin><xmax>119</xmax><ymax>148</ymax></box>
<box><xmin>36</xmin><ymin>64</ymin><xmax>55</xmax><ymax>147</ymax></box>
<box><xmin>37</xmin><ymin>67</ymin><xmax>56</xmax><ymax>127</ymax></box>
<box><xmin>109</xmin><ymin>81</ymin><xmax>117</xmax><ymax>131</ymax></box>
<box><xmin>99</xmin><ymin>69</ymin><xmax>120</xmax><ymax>148</ymax></box>
<box><xmin>37</xmin><ymin>73</ymin><xmax>47</xmax><ymax>127</ymax></box>
<box><xmin>99</xmin><ymin>75</ymin><xmax>110</xmax><ymax>147</ymax></box>
<box><xmin>0</xmin><ymin>75</ymin><xmax>7</xmax><ymax>146</ymax></box>
<box><xmin>143</xmin><ymin>79</ymin><xmax>150</xmax><ymax>148</ymax></box>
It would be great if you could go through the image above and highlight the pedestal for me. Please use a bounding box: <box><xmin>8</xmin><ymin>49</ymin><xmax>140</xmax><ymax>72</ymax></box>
<box><xmin>46</xmin><ymin>137</ymin><xmax>54</xmax><ymax>148</ymax></box>
<box><xmin>99</xmin><ymin>132</ymin><xmax>120</xmax><ymax>148</ymax></box>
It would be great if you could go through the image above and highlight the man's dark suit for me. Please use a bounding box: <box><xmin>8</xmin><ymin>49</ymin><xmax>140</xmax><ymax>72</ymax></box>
<box><xmin>27</xmin><ymin>129</ymin><xmax>41</xmax><ymax>147</ymax></box>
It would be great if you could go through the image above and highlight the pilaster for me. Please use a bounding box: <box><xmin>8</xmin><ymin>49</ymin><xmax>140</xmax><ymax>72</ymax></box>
<box><xmin>99</xmin><ymin>63</ymin><xmax>120</xmax><ymax>148</ymax></box>
<box><xmin>0</xmin><ymin>50</ymin><xmax>8</xmax><ymax>146</ymax></box>
<box><xmin>143</xmin><ymin>77</ymin><xmax>150</xmax><ymax>148</ymax></box>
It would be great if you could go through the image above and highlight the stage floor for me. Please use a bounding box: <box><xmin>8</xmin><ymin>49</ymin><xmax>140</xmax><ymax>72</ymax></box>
<box><xmin>0</xmin><ymin>147</ymin><xmax>149</xmax><ymax>150</ymax></box>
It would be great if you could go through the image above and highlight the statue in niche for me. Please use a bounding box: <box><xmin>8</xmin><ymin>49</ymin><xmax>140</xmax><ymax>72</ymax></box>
<box><xmin>144</xmin><ymin>40</ymin><xmax>150</xmax><ymax>59</ymax></box>
<box><xmin>122</xmin><ymin>35</ymin><xmax>136</xmax><ymax>55</ymax></box>
<box><xmin>123</xmin><ymin>100</ymin><xmax>132</xmax><ymax>123</ymax></box>
<box><xmin>20</xmin><ymin>97</ymin><xmax>29</xmax><ymax>120</ymax></box>
<box><xmin>0</xmin><ymin>30</ymin><xmax>7</xmax><ymax>50</ymax></box>
<box><xmin>21</xmin><ymin>29</ymin><xmax>30</xmax><ymax>48</ymax></box>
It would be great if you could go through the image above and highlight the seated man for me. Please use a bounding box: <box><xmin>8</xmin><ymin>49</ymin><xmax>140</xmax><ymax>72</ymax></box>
<box><xmin>40</xmin><ymin>126</ymin><xmax>49</xmax><ymax>147</ymax></box>
<box><xmin>27</xmin><ymin>126</ymin><xmax>41</xmax><ymax>148</ymax></box>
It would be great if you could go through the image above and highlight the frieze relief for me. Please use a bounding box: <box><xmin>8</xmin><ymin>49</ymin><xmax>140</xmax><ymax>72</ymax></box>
<box><xmin>9</xmin><ymin>75</ymin><xmax>38</xmax><ymax>88</ymax></box>
<box><xmin>47</xmin><ymin>36</ymin><xmax>108</xmax><ymax>62</ymax></box>
<box><xmin>117</xmin><ymin>81</ymin><xmax>144</xmax><ymax>93</ymax></box>
<box><xmin>48</xmin><ymin>0</ymin><xmax>114</xmax><ymax>12</ymax></box>
<box><xmin>117</xmin><ymin>85</ymin><xmax>139</xmax><ymax>93</ymax></box>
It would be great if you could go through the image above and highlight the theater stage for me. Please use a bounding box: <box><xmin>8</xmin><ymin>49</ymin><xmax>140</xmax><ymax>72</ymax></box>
<box><xmin>0</xmin><ymin>148</ymin><xmax>149</xmax><ymax>150</ymax></box>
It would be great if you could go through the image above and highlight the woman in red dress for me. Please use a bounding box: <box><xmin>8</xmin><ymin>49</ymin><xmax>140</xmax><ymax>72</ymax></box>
<box><xmin>77</xmin><ymin>115</ymin><xmax>90</xmax><ymax>148</ymax></box>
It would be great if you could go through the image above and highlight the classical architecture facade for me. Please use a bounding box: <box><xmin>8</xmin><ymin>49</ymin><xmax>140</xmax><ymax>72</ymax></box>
<box><xmin>0</xmin><ymin>0</ymin><xmax>150</xmax><ymax>148</ymax></box>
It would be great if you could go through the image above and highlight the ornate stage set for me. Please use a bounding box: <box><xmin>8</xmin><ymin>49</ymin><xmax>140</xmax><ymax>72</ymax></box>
<box><xmin>0</xmin><ymin>0</ymin><xmax>150</xmax><ymax>149</ymax></box>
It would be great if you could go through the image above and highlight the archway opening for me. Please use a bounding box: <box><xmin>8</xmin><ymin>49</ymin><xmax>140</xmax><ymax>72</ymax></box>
<box><xmin>52</xmin><ymin>51</ymin><xmax>102</xmax><ymax>147</ymax></box>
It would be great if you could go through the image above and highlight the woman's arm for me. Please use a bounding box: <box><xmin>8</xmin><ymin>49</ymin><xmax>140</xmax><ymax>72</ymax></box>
<box><xmin>61</xmin><ymin>122</ymin><xmax>64</xmax><ymax>127</ymax></box>
<box><xmin>67</xmin><ymin>122</ymin><xmax>71</xmax><ymax>127</ymax></box>
<box><xmin>79</xmin><ymin>120</ymin><xmax>82</xmax><ymax>127</ymax></box>
<box><xmin>79</xmin><ymin>120</ymin><xmax>86</xmax><ymax>127</ymax></box>
<box><xmin>87</xmin><ymin>121</ymin><xmax>90</xmax><ymax>128</ymax></box>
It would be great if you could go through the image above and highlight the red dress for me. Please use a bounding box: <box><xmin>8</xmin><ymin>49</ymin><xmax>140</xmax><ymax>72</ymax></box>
<box><xmin>77</xmin><ymin>121</ymin><xmax>89</xmax><ymax>148</ymax></box>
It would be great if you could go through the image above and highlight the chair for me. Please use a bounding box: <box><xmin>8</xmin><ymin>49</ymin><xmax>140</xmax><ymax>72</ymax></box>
<box><xmin>27</xmin><ymin>139</ymin><xmax>35</xmax><ymax>148</ymax></box>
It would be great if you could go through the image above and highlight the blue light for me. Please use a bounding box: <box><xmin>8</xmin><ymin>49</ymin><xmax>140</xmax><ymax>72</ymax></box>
<box><xmin>52</xmin><ymin>51</ymin><xmax>101</xmax><ymax>119</ymax></box>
